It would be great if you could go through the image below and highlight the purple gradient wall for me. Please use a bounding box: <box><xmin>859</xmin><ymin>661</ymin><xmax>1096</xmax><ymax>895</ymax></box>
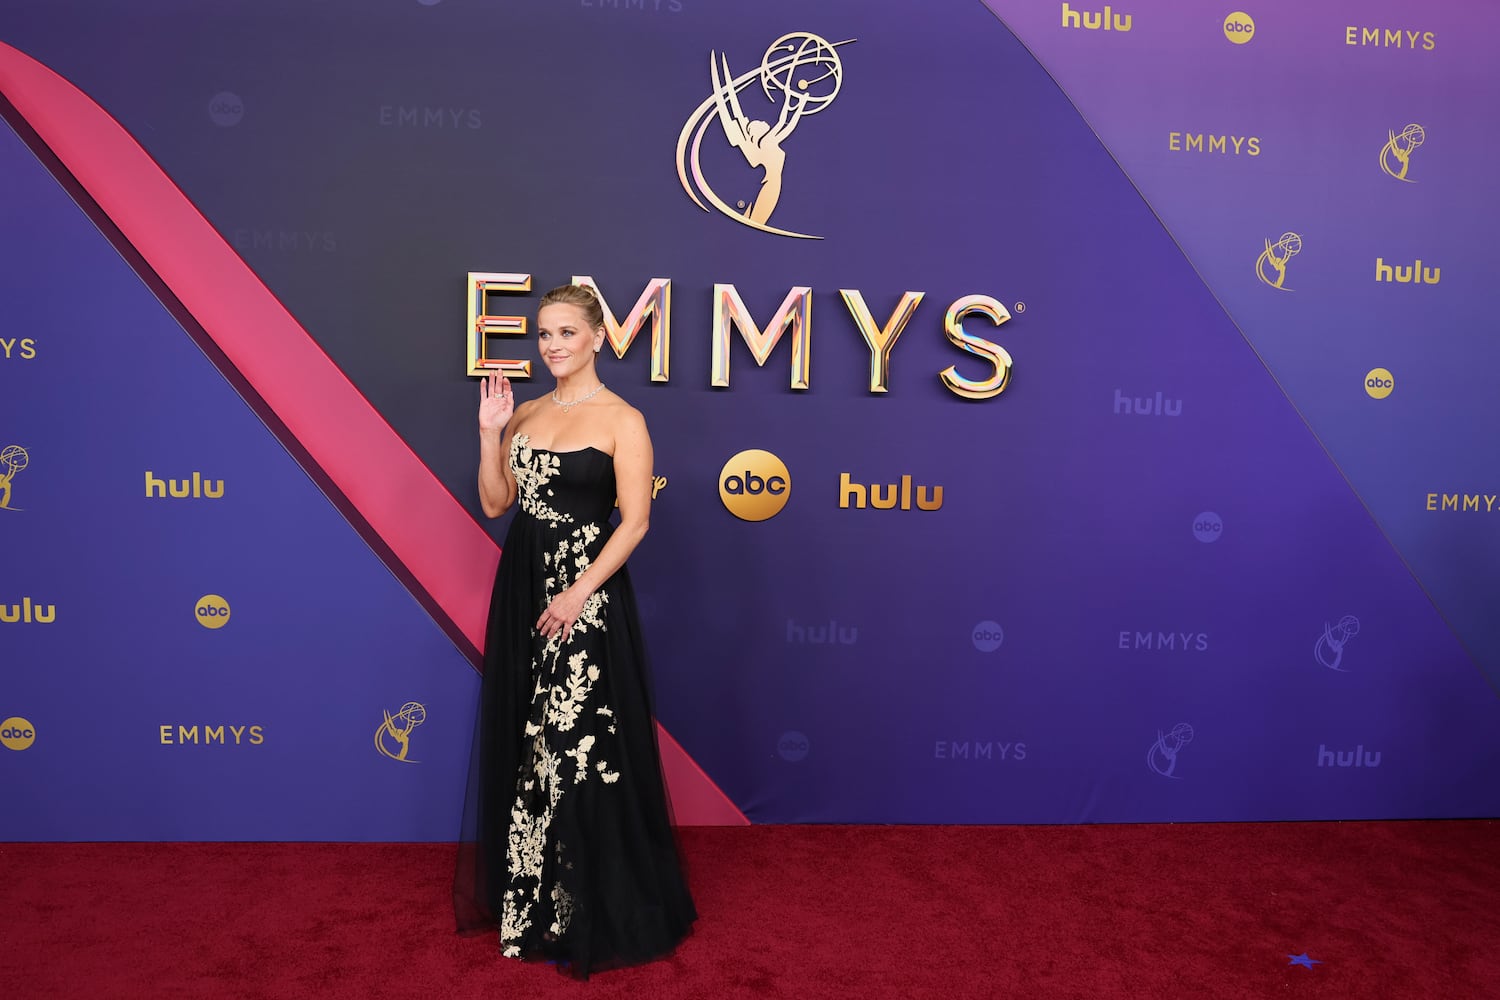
<box><xmin>2</xmin><ymin>0</ymin><xmax>1497</xmax><ymax>837</ymax></box>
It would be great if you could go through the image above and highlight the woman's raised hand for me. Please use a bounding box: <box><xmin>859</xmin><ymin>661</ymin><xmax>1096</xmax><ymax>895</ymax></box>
<box><xmin>479</xmin><ymin>372</ymin><xmax>514</xmax><ymax>433</ymax></box>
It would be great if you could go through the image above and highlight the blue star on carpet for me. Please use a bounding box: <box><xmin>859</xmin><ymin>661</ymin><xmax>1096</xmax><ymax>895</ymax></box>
<box><xmin>1287</xmin><ymin>953</ymin><xmax>1322</xmax><ymax>969</ymax></box>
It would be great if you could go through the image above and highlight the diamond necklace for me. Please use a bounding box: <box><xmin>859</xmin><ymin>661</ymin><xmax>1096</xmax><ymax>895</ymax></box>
<box><xmin>551</xmin><ymin>382</ymin><xmax>606</xmax><ymax>412</ymax></box>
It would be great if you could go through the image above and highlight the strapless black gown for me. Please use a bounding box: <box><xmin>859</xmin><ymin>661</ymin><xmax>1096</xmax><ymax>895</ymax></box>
<box><xmin>455</xmin><ymin>434</ymin><xmax>696</xmax><ymax>979</ymax></box>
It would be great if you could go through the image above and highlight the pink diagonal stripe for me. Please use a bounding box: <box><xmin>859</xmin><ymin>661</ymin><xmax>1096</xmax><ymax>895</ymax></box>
<box><xmin>0</xmin><ymin>41</ymin><xmax>748</xmax><ymax>825</ymax></box>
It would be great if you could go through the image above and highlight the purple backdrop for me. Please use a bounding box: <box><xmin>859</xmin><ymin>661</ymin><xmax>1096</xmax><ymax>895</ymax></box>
<box><xmin>3</xmin><ymin>0</ymin><xmax>1497</xmax><ymax>837</ymax></box>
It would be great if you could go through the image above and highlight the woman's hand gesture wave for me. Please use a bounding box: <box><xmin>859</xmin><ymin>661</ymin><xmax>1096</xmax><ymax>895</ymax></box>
<box><xmin>479</xmin><ymin>373</ymin><xmax>514</xmax><ymax>433</ymax></box>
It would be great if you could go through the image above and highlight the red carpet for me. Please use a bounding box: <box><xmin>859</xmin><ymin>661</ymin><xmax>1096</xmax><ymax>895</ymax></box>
<box><xmin>3</xmin><ymin>822</ymin><xmax>1497</xmax><ymax>999</ymax></box>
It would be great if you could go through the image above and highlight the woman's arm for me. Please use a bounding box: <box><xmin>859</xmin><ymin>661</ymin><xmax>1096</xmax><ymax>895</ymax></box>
<box><xmin>536</xmin><ymin>406</ymin><xmax>653</xmax><ymax>641</ymax></box>
<box><xmin>478</xmin><ymin>373</ymin><xmax>518</xmax><ymax>518</ymax></box>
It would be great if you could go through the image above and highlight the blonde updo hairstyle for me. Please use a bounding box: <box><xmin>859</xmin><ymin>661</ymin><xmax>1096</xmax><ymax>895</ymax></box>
<box><xmin>538</xmin><ymin>283</ymin><xmax>605</xmax><ymax>332</ymax></box>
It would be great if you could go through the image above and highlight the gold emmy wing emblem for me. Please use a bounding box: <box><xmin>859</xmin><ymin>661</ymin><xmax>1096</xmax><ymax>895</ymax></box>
<box><xmin>1380</xmin><ymin>123</ymin><xmax>1424</xmax><ymax>182</ymax></box>
<box><xmin>676</xmin><ymin>31</ymin><xmax>853</xmax><ymax>240</ymax></box>
<box><xmin>375</xmin><ymin>701</ymin><xmax>427</xmax><ymax>763</ymax></box>
<box><xmin>1255</xmin><ymin>232</ymin><xmax>1302</xmax><ymax>290</ymax></box>
<box><xmin>0</xmin><ymin>444</ymin><xmax>28</xmax><ymax>511</ymax></box>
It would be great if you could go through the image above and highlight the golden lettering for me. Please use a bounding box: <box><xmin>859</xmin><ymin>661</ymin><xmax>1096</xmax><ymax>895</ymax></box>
<box><xmin>711</xmin><ymin>284</ymin><xmax>812</xmax><ymax>389</ymax></box>
<box><xmin>840</xmin><ymin>289</ymin><xmax>925</xmax><ymax>393</ymax></box>
<box><xmin>573</xmin><ymin>275</ymin><xmax>672</xmax><ymax>382</ymax></box>
<box><xmin>939</xmin><ymin>295</ymin><xmax>1013</xmax><ymax>400</ymax></box>
<box><xmin>466</xmin><ymin>272</ymin><xmax>533</xmax><ymax>378</ymax></box>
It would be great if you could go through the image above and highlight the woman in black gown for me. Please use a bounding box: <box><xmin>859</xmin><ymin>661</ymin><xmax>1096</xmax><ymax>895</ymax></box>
<box><xmin>454</xmin><ymin>284</ymin><xmax>696</xmax><ymax>978</ymax></box>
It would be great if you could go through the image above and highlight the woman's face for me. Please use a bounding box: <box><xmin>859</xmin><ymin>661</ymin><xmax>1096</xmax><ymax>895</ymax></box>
<box><xmin>537</xmin><ymin>303</ymin><xmax>603</xmax><ymax>381</ymax></box>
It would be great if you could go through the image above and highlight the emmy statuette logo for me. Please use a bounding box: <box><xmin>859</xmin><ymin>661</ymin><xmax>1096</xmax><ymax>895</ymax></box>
<box><xmin>0</xmin><ymin>444</ymin><xmax>29</xmax><ymax>511</ymax></box>
<box><xmin>1256</xmin><ymin>232</ymin><xmax>1302</xmax><ymax>290</ymax></box>
<box><xmin>1148</xmin><ymin>723</ymin><xmax>1194</xmax><ymax>778</ymax></box>
<box><xmin>376</xmin><ymin>702</ymin><xmax>427</xmax><ymax>763</ymax></box>
<box><xmin>1314</xmin><ymin>616</ymin><xmax>1360</xmax><ymax>671</ymax></box>
<box><xmin>1380</xmin><ymin>124</ymin><xmax>1424</xmax><ymax>182</ymax></box>
<box><xmin>677</xmin><ymin>32</ymin><xmax>852</xmax><ymax>239</ymax></box>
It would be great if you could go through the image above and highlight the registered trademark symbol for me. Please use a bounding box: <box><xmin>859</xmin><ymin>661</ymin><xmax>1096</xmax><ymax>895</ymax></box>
<box><xmin>1014</xmin><ymin>301</ymin><xmax>1026</xmax><ymax>313</ymax></box>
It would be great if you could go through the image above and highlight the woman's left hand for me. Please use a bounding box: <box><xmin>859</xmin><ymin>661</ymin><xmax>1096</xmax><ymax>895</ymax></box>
<box><xmin>538</xmin><ymin>586</ymin><xmax>589</xmax><ymax>643</ymax></box>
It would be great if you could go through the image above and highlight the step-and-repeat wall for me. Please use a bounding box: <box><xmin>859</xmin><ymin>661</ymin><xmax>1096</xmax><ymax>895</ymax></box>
<box><xmin>4</xmin><ymin>0</ymin><xmax>1498</xmax><ymax>837</ymax></box>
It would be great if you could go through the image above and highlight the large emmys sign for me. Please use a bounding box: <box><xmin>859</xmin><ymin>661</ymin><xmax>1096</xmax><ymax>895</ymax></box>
<box><xmin>466</xmin><ymin>275</ymin><xmax>1019</xmax><ymax>399</ymax></box>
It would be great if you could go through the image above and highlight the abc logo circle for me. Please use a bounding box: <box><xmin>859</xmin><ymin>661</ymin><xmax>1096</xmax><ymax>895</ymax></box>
<box><xmin>1193</xmin><ymin>511</ymin><xmax>1223</xmax><ymax>543</ymax></box>
<box><xmin>777</xmin><ymin>730</ymin><xmax>810</xmax><ymax>762</ymax></box>
<box><xmin>972</xmin><ymin>621</ymin><xmax>1005</xmax><ymax>653</ymax></box>
<box><xmin>1364</xmin><ymin>367</ymin><xmax>1395</xmax><ymax>399</ymax></box>
<box><xmin>1223</xmin><ymin>11</ymin><xmax>1255</xmax><ymax>43</ymax></box>
<box><xmin>719</xmin><ymin>450</ymin><xmax>791</xmax><ymax>522</ymax></box>
<box><xmin>195</xmin><ymin>594</ymin><xmax>232</xmax><ymax>629</ymax></box>
<box><xmin>1</xmin><ymin>717</ymin><xmax>36</xmax><ymax>751</ymax></box>
<box><xmin>208</xmin><ymin>91</ymin><xmax>244</xmax><ymax>127</ymax></box>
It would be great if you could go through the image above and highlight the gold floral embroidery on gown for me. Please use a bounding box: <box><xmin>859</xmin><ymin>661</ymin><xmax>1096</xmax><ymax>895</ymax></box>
<box><xmin>460</xmin><ymin>435</ymin><xmax>692</xmax><ymax>976</ymax></box>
